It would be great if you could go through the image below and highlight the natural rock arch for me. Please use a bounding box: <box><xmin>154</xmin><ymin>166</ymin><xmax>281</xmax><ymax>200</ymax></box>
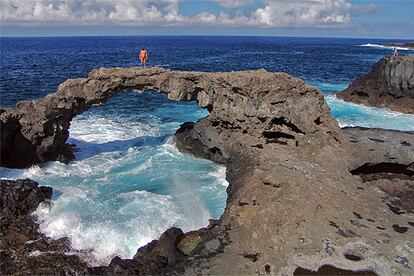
<box><xmin>0</xmin><ymin>67</ymin><xmax>340</xmax><ymax>168</ymax></box>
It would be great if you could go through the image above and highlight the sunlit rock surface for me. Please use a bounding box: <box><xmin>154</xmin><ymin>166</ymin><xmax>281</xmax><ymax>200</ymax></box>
<box><xmin>338</xmin><ymin>55</ymin><xmax>414</xmax><ymax>114</ymax></box>
<box><xmin>1</xmin><ymin>67</ymin><xmax>413</xmax><ymax>275</ymax></box>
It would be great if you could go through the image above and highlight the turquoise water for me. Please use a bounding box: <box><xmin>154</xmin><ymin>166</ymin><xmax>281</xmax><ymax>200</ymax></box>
<box><xmin>3</xmin><ymin>83</ymin><xmax>412</xmax><ymax>266</ymax></box>
<box><xmin>0</xmin><ymin>92</ymin><xmax>228</xmax><ymax>264</ymax></box>
<box><xmin>1</xmin><ymin>36</ymin><xmax>414</xmax><ymax>266</ymax></box>
<box><xmin>308</xmin><ymin>81</ymin><xmax>414</xmax><ymax>131</ymax></box>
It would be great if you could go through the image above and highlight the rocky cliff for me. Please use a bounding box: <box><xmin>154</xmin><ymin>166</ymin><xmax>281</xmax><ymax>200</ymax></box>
<box><xmin>337</xmin><ymin>55</ymin><xmax>414</xmax><ymax>113</ymax></box>
<box><xmin>1</xmin><ymin>67</ymin><xmax>413</xmax><ymax>275</ymax></box>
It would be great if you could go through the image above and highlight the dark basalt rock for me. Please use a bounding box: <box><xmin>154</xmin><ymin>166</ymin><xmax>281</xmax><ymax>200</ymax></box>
<box><xmin>0</xmin><ymin>178</ymin><xmax>52</xmax><ymax>219</ymax></box>
<box><xmin>0</xmin><ymin>179</ymin><xmax>88</xmax><ymax>275</ymax></box>
<box><xmin>337</xmin><ymin>55</ymin><xmax>414</xmax><ymax>114</ymax></box>
<box><xmin>0</xmin><ymin>179</ymin><xmax>196</xmax><ymax>276</ymax></box>
<box><xmin>0</xmin><ymin>67</ymin><xmax>341</xmax><ymax>168</ymax></box>
<box><xmin>2</xmin><ymin>68</ymin><xmax>414</xmax><ymax>275</ymax></box>
<box><xmin>91</xmin><ymin>227</ymin><xmax>187</xmax><ymax>275</ymax></box>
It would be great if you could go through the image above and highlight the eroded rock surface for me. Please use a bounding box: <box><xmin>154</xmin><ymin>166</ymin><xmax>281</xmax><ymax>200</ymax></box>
<box><xmin>343</xmin><ymin>127</ymin><xmax>414</xmax><ymax>211</ymax></box>
<box><xmin>1</xmin><ymin>67</ymin><xmax>413</xmax><ymax>275</ymax></box>
<box><xmin>337</xmin><ymin>55</ymin><xmax>414</xmax><ymax>114</ymax></box>
<box><xmin>0</xmin><ymin>179</ymin><xmax>89</xmax><ymax>275</ymax></box>
<box><xmin>172</xmin><ymin>122</ymin><xmax>413</xmax><ymax>275</ymax></box>
<box><xmin>0</xmin><ymin>67</ymin><xmax>340</xmax><ymax>168</ymax></box>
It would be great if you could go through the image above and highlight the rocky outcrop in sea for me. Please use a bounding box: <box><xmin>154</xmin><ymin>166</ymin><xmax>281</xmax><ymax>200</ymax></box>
<box><xmin>1</xmin><ymin>67</ymin><xmax>413</xmax><ymax>275</ymax></box>
<box><xmin>338</xmin><ymin>55</ymin><xmax>414</xmax><ymax>114</ymax></box>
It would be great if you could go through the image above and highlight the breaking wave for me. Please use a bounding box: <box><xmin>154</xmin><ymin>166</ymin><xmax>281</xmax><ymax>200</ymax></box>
<box><xmin>0</xmin><ymin>92</ymin><xmax>228</xmax><ymax>266</ymax></box>
<box><xmin>358</xmin><ymin>43</ymin><xmax>413</xmax><ymax>51</ymax></box>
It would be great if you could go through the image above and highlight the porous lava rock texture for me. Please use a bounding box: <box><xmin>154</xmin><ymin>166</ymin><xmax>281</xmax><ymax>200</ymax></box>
<box><xmin>1</xmin><ymin>67</ymin><xmax>413</xmax><ymax>275</ymax></box>
<box><xmin>337</xmin><ymin>55</ymin><xmax>414</xmax><ymax>114</ymax></box>
<box><xmin>0</xmin><ymin>67</ymin><xmax>339</xmax><ymax>168</ymax></box>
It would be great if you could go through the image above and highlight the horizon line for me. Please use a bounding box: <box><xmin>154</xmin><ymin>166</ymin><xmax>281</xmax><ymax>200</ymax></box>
<box><xmin>1</xmin><ymin>33</ymin><xmax>413</xmax><ymax>41</ymax></box>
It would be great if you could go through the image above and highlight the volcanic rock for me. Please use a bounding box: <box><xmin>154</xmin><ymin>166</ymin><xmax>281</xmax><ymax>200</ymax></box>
<box><xmin>337</xmin><ymin>55</ymin><xmax>414</xmax><ymax>113</ymax></box>
<box><xmin>1</xmin><ymin>67</ymin><xmax>414</xmax><ymax>275</ymax></box>
<box><xmin>0</xmin><ymin>67</ymin><xmax>342</xmax><ymax>168</ymax></box>
<box><xmin>0</xmin><ymin>179</ymin><xmax>88</xmax><ymax>275</ymax></box>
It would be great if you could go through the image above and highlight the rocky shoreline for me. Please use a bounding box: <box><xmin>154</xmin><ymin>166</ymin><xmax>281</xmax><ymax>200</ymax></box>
<box><xmin>1</xmin><ymin>67</ymin><xmax>414</xmax><ymax>275</ymax></box>
<box><xmin>337</xmin><ymin>55</ymin><xmax>414</xmax><ymax>114</ymax></box>
<box><xmin>0</xmin><ymin>179</ymin><xmax>89</xmax><ymax>274</ymax></box>
<box><xmin>1</xmin><ymin>125</ymin><xmax>413</xmax><ymax>275</ymax></box>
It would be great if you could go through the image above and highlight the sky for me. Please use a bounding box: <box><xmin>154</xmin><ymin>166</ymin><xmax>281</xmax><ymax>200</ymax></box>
<box><xmin>0</xmin><ymin>0</ymin><xmax>413</xmax><ymax>39</ymax></box>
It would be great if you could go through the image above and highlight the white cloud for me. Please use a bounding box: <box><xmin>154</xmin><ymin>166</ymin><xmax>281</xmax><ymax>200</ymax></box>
<box><xmin>0</xmin><ymin>0</ymin><xmax>374</xmax><ymax>29</ymax></box>
<box><xmin>253</xmin><ymin>0</ymin><xmax>352</xmax><ymax>27</ymax></box>
<box><xmin>215</xmin><ymin>0</ymin><xmax>252</xmax><ymax>8</ymax></box>
<box><xmin>0</xmin><ymin>0</ymin><xmax>183</xmax><ymax>26</ymax></box>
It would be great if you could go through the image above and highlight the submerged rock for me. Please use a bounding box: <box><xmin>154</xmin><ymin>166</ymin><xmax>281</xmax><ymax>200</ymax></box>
<box><xmin>337</xmin><ymin>55</ymin><xmax>414</xmax><ymax>113</ymax></box>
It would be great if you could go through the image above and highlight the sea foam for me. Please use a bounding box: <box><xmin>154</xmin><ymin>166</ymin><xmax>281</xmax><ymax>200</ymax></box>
<box><xmin>358</xmin><ymin>43</ymin><xmax>413</xmax><ymax>51</ymax></box>
<box><xmin>0</xmin><ymin>95</ymin><xmax>227</xmax><ymax>266</ymax></box>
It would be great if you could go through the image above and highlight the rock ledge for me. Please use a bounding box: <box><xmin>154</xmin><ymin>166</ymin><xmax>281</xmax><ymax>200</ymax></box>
<box><xmin>338</xmin><ymin>55</ymin><xmax>414</xmax><ymax>113</ymax></box>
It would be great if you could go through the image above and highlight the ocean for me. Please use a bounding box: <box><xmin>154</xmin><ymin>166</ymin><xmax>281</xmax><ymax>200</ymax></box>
<box><xmin>1</xmin><ymin>36</ymin><xmax>413</xmax><ymax>265</ymax></box>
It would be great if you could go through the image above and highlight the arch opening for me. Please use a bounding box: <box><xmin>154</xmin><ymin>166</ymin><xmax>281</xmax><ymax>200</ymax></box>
<box><xmin>9</xmin><ymin>90</ymin><xmax>226</xmax><ymax>266</ymax></box>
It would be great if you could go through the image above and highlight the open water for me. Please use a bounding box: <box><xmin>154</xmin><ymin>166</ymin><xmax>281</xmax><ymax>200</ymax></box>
<box><xmin>1</xmin><ymin>36</ymin><xmax>413</xmax><ymax>265</ymax></box>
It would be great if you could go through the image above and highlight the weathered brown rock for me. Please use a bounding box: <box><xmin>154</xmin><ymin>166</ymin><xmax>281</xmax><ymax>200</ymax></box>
<box><xmin>337</xmin><ymin>55</ymin><xmax>414</xmax><ymax>113</ymax></box>
<box><xmin>177</xmin><ymin>230</ymin><xmax>206</xmax><ymax>255</ymax></box>
<box><xmin>1</xmin><ymin>67</ymin><xmax>414</xmax><ymax>275</ymax></box>
<box><xmin>342</xmin><ymin>127</ymin><xmax>414</xmax><ymax>211</ymax></box>
<box><xmin>0</xmin><ymin>67</ymin><xmax>341</xmax><ymax>168</ymax></box>
<box><xmin>171</xmin><ymin>121</ymin><xmax>414</xmax><ymax>275</ymax></box>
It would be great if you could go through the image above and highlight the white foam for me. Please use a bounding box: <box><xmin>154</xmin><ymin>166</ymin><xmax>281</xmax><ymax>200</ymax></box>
<box><xmin>0</xmin><ymin>100</ymin><xmax>229</xmax><ymax>267</ymax></box>
<box><xmin>34</xmin><ymin>189</ymin><xmax>182</xmax><ymax>266</ymax></box>
<box><xmin>207</xmin><ymin>166</ymin><xmax>229</xmax><ymax>187</ymax></box>
<box><xmin>307</xmin><ymin>81</ymin><xmax>349</xmax><ymax>93</ymax></box>
<box><xmin>358</xmin><ymin>43</ymin><xmax>412</xmax><ymax>51</ymax></box>
<box><xmin>167</xmin><ymin>175</ymin><xmax>212</xmax><ymax>232</ymax></box>
<box><xmin>13</xmin><ymin>136</ymin><xmax>228</xmax><ymax>266</ymax></box>
<box><xmin>28</xmin><ymin>250</ymin><xmax>43</xmax><ymax>257</ymax></box>
<box><xmin>70</xmin><ymin>114</ymin><xmax>159</xmax><ymax>144</ymax></box>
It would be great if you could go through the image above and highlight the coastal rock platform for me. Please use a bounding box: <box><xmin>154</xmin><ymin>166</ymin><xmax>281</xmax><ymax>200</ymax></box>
<box><xmin>337</xmin><ymin>55</ymin><xmax>414</xmax><ymax>114</ymax></box>
<box><xmin>1</xmin><ymin>67</ymin><xmax>413</xmax><ymax>275</ymax></box>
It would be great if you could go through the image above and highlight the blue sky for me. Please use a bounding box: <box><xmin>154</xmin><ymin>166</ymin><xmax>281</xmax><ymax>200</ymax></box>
<box><xmin>0</xmin><ymin>0</ymin><xmax>413</xmax><ymax>38</ymax></box>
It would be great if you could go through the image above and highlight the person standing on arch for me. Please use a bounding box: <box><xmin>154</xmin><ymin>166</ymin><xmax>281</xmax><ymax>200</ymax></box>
<box><xmin>139</xmin><ymin>47</ymin><xmax>148</xmax><ymax>68</ymax></box>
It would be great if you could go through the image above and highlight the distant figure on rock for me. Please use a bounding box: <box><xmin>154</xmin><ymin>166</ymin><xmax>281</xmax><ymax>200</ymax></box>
<box><xmin>139</xmin><ymin>47</ymin><xmax>148</xmax><ymax>68</ymax></box>
<box><xmin>392</xmin><ymin>47</ymin><xmax>399</xmax><ymax>57</ymax></box>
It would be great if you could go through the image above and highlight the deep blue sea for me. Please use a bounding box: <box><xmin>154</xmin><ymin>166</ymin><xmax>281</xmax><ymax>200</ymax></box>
<box><xmin>1</xmin><ymin>36</ymin><xmax>414</xmax><ymax>265</ymax></box>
